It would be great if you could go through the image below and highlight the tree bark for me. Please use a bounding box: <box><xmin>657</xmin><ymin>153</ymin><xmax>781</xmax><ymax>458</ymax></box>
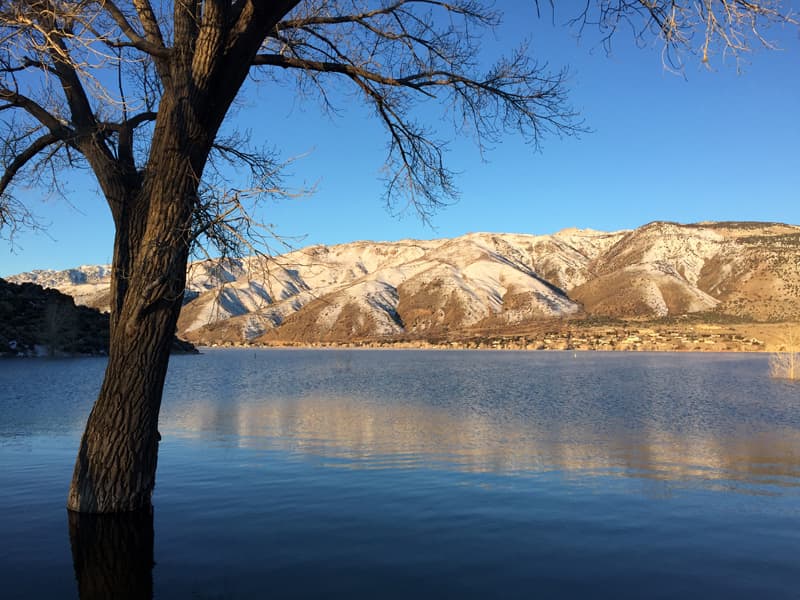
<box><xmin>66</xmin><ymin>212</ymin><xmax>190</xmax><ymax>512</ymax></box>
<box><xmin>66</xmin><ymin>290</ymin><xmax>183</xmax><ymax>512</ymax></box>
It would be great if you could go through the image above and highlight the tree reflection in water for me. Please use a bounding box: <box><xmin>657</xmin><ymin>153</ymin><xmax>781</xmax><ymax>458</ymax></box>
<box><xmin>68</xmin><ymin>508</ymin><xmax>154</xmax><ymax>600</ymax></box>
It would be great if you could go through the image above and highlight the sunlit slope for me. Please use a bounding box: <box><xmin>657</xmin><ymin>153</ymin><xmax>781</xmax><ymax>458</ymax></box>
<box><xmin>570</xmin><ymin>222</ymin><xmax>800</xmax><ymax>320</ymax></box>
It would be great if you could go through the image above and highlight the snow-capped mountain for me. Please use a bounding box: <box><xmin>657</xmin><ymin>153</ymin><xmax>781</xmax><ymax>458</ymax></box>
<box><xmin>7</xmin><ymin>221</ymin><xmax>799</xmax><ymax>344</ymax></box>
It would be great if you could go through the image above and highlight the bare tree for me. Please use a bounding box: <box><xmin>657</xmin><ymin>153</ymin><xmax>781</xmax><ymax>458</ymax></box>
<box><xmin>770</xmin><ymin>327</ymin><xmax>799</xmax><ymax>380</ymax></box>
<box><xmin>0</xmin><ymin>1</ymin><xmax>794</xmax><ymax>513</ymax></box>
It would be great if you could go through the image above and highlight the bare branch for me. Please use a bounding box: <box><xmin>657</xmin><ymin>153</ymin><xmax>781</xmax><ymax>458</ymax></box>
<box><xmin>131</xmin><ymin>0</ymin><xmax>167</xmax><ymax>49</ymax></box>
<box><xmin>98</xmin><ymin>0</ymin><xmax>171</xmax><ymax>59</ymax></box>
<box><xmin>0</xmin><ymin>85</ymin><xmax>72</xmax><ymax>136</ymax></box>
<box><xmin>255</xmin><ymin>1</ymin><xmax>581</xmax><ymax>213</ymax></box>
<box><xmin>227</xmin><ymin>0</ymin><xmax>302</xmax><ymax>53</ymax></box>
<box><xmin>253</xmin><ymin>53</ymin><xmax>431</xmax><ymax>87</ymax></box>
<box><xmin>278</xmin><ymin>0</ymin><xmax>498</xmax><ymax>29</ymax></box>
<box><xmin>560</xmin><ymin>0</ymin><xmax>796</xmax><ymax>69</ymax></box>
<box><xmin>0</xmin><ymin>189</ymin><xmax>41</xmax><ymax>242</ymax></box>
<box><xmin>0</xmin><ymin>132</ymin><xmax>60</xmax><ymax>198</ymax></box>
<box><xmin>102</xmin><ymin>110</ymin><xmax>157</xmax><ymax>132</ymax></box>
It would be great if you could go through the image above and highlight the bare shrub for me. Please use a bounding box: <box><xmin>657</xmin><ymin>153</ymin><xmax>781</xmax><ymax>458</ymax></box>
<box><xmin>770</xmin><ymin>328</ymin><xmax>799</xmax><ymax>380</ymax></box>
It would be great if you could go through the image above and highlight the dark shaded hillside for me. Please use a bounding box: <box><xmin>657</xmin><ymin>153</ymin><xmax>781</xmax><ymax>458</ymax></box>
<box><xmin>0</xmin><ymin>278</ymin><xmax>196</xmax><ymax>357</ymax></box>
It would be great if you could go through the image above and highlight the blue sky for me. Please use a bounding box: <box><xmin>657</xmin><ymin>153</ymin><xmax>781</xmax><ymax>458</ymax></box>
<box><xmin>2</xmin><ymin>3</ymin><xmax>799</xmax><ymax>276</ymax></box>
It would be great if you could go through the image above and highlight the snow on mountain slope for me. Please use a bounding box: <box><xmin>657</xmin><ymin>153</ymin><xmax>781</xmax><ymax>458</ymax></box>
<box><xmin>8</xmin><ymin>221</ymin><xmax>800</xmax><ymax>343</ymax></box>
<box><xmin>203</xmin><ymin>234</ymin><xmax>584</xmax><ymax>343</ymax></box>
<box><xmin>592</xmin><ymin>222</ymin><xmax>727</xmax><ymax>286</ymax></box>
<box><xmin>570</xmin><ymin>221</ymin><xmax>800</xmax><ymax>320</ymax></box>
<box><xmin>570</xmin><ymin>266</ymin><xmax>720</xmax><ymax>318</ymax></box>
<box><xmin>570</xmin><ymin>222</ymin><xmax>727</xmax><ymax>317</ymax></box>
<box><xmin>392</xmin><ymin>242</ymin><xmax>581</xmax><ymax>334</ymax></box>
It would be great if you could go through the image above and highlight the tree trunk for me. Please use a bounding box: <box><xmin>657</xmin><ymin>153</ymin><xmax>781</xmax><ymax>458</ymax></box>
<box><xmin>67</xmin><ymin>126</ymin><xmax>197</xmax><ymax>512</ymax></box>
<box><xmin>66</xmin><ymin>284</ymin><xmax>184</xmax><ymax>512</ymax></box>
<box><xmin>65</xmin><ymin>3</ymin><xmax>289</xmax><ymax>513</ymax></box>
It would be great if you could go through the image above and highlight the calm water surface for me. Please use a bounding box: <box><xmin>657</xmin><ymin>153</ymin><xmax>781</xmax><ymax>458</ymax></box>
<box><xmin>1</xmin><ymin>349</ymin><xmax>798</xmax><ymax>598</ymax></box>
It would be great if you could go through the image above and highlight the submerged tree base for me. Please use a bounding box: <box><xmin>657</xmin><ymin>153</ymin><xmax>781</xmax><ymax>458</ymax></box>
<box><xmin>68</xmin><ymin>508</ymin><xmax>154</xmax><ymax>599</ymax></box>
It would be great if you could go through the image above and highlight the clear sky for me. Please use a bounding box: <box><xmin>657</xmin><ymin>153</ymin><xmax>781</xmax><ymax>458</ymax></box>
<box><xmin>2</xmin><ymin>3</ymin><xmax>799</xmax><ymax>276</ymax></box>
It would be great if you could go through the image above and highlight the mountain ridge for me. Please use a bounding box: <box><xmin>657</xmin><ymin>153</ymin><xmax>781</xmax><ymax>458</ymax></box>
<box><xmin>7</xmin><ymin>221</ymin><xmax>799</xmax><ymax>345</ymax></box>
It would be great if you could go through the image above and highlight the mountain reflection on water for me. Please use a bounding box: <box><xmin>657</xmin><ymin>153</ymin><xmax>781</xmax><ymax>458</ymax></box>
<box><xmin>166</xmin><ymin>394</ymin><xmax>800</xmax><ymax>491</ymax></box>
<box><xmin>161</xmin><ymin>350</ymin><xmax>800</xmax><ymax>492</ymax></box>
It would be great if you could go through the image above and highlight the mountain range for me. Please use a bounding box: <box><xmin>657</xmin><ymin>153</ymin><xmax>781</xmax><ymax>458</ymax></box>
<box><xmin>7</xmin><ymin>221</ymin><xmax>799</xmax><ymax>345</ymax></box>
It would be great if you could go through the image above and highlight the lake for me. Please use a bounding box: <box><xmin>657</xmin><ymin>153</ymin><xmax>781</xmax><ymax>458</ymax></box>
<box><xmin>1</xmin><ymin>349</ymin><xmax>798</xmax><ymax>598</ymax></box>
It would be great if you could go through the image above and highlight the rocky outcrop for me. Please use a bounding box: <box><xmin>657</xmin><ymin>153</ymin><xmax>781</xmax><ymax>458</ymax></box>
<box><xmin>0</xmin><ymin>278</ymin><xmax>111</xmax><ymax>357</ymax></box>
<box><xmin>0</xmin><ymin>278</ymin><xmax>197</xmax><ymax>357</ymax></box>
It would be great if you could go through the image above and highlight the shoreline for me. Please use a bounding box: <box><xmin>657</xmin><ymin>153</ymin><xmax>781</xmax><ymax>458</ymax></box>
<box><xmin>5</xmin><ymin>321</ymin><xmax>794</xmax><ymax>357</ymax></box>
<box><xmin>197</xmin><ymin>344</ymin><xmax>773</xmax><ymax>354</ymax></box>
<box><xmin>195</xmin><ymin>321</ymin><xmax>799</xmax><ymax>354</ymax></box>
